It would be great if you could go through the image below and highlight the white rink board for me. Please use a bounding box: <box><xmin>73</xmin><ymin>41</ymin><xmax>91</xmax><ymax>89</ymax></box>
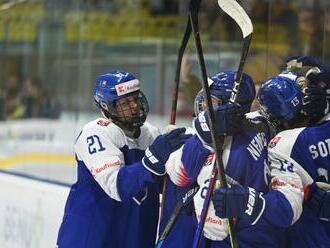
<box><xmin>0</xmin><ymin>115</ymin><xmax>191</xmax><ymax>183</ymax></box>
<box><xmin>0</xmin><ymin>172</ymin><xmax>70</xmax><ymax>248</ymax></box>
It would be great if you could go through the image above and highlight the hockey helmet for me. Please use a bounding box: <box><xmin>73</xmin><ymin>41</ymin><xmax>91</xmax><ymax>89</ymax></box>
<box><xmin>94</xmin><ymin>70</ymin><xmax>149</xmax><ymax>129</ymax></box>
<box><xmin>257</xmin><ymin>73</ymin><xmax>303</xmax><ymax>122</ymax></box>
<box><xmin>194</xmin><ymin>71</ymin><xmax>256</xmax><ymax>115</ymax></box>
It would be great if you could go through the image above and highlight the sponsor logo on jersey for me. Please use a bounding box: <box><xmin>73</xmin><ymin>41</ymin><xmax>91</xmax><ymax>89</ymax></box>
<box><xmin>271</xmin><ymin>178</ymin><xmax>303</xmax><ymax>192</ymax></box>
<box><xmin>268</xmin><ymin>136</ymin><xmax>282</xmax><ymax>148</ymax></box>
<box><xmin>196</xmin><ymin>213</ymin><xmax>224</xmax><ymax>225</ymax></box>
<box><xmin>90</xmin><ymin>160</ymin><xmax>121</xmax><ymax>177</ymax></box>
<box><xmin>97</xmin><ymin>119</ymin><xmax>111</xmax><ymax>126</ymax></box>
<box><xmin>115</xmin><ymin>79</ymin><xmax>140</xmax><ymax>96</ymax></box>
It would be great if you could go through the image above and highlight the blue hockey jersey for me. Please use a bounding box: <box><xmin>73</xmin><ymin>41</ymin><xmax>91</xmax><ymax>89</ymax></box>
<box><xmin>57</xmin><ymin>118</ymin><xmax>160</xmax><ymax>248</ymax></box>
<box><xmin>266</xmin><ymin>114</ymin><xmax>330</xmax><ymax>248</ymax></box>
<box><xmin>161</xmin><ymin>112</ymin><xmax>286</xmax><ymax>247</ymax></box>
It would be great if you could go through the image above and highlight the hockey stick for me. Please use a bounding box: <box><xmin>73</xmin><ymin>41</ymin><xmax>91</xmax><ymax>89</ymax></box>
<box><xmin>156</xmin><ymin>1</ymin><xmax>197</xmax><ymax>247</ymax></box>
<box><xmin>192</xmin><ymin>1</ymin><xmax>253</xmax><ymax>248</ymax></box>
<box><xmin>156</xmin><ymin>183</ymin><xmax>200</xmax><ymax>248</ymax></box>
<box><xmin>170</xmin><ymin>17</ymin><xmax>192</xmax><ymax>125</ymax></box>
<box><xmin>159</xmin><ymin>10</ymin><xmax>193</xmax><ymax>222</ymax></box>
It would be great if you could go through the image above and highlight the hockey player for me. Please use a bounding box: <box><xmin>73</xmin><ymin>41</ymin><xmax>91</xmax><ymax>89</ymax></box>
<box><xmin>212</xmin><ymin>65</ymin><xmax>330</xmax><ymax>247</ymax></box>
<box><xmin>56</xmin><ymin>71</ymin><xmax>191</xmax><ymax>248</ymax></box>
<box><xmin>160</xmin><ymin>71</ymin><xmax>287</xmax><ymax>247</ymax></box>
<box><xmin>295</xmin><ymin>56</ymin><xmax>330</xmax><ymax>239</ymax></box>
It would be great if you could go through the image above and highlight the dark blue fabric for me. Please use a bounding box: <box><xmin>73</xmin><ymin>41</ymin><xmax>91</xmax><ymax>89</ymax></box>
<box><xmin>286</xmin><ymin>120</ymin><xmax>330</xmax><ymax>248</ymax></box>
<box><xmin>307</xmin><ymin>185</ymin><xmax>330</xmax><ymax>219</ymax></box>
<box><xmin>263</xmin><ymin>190</ymin><xmax>294</xmax><ymax>227</ymax></box>
<box><xmin>181</xmin><ymin>135</ymin><xmax>210</xmax><ymax>187</ymax></box>
<box><xmin>194</xmin><ymin>103</ymin><xmax>244</xmax><ymax>144</ymax></box>
<box><xmin>158</xmin><ymin>180</ymin><xmax>198</xmax><ymax>248</ymax></box>
<box><xmin>212</xmin><ymin>186</ymin><xmax>265</xmax><ymax>224</ymax></box>
<box><xmin>303</xmin><ymin>85</ymin><xmax>328</xmax><ymax>123</ymax></box>
<box><xmin>160</xmin><ymin>116</ymin><xmax>286</xmax><ymax>247</ymax></box>
<box><xmin>117</xmin><ymin>160</ymin><xmax>155</xmax><ymax>202</ymax></box>
<box><xmin>57</xmin><ymin>149</ymin><xmax>159</xmax><ymax>248</ymax></box>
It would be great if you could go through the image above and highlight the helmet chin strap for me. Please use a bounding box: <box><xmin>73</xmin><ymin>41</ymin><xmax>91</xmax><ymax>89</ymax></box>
<box><xmin>122</xmin><ymin>127</ymin><xmax>141</xmax><ymax>139</ymax></box>
<box><xmin>101</xmin><ymin>109</ymin><xmax>141</xmax><ymax>139</ymax></box>
<box><xmin>259</xmin><ymin>108</ymin><xmax>281</xmax><ymax>135</ymax></box>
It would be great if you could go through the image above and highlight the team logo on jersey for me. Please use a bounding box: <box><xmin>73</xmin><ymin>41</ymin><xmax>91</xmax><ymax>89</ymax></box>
<box><xmin>269</xmin><ymin>136</ymin><xmax>281</xmax><ymax>148</ymax></box>
<box><xmin>97</xmin><ymin>119</ymin><xmax>111</xmax><ymax>126</ymax></box>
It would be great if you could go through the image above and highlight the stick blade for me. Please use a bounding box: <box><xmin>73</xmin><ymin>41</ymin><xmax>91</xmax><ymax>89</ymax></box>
<box><xmin>218</xmin><ymin>0</ymin><xmax>253</xmax><ymax>38</ymax></box>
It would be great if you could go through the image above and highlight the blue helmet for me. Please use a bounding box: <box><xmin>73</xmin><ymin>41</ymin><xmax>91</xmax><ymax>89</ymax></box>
<box><xmin>194</xmin><ymin>71</ymin><xmax>256</xmax><ymax>115</ymax></box>
<box><xmin>257</xmin><ymin>73</ymin><xmax>303</xmax><ymax>122</ymax></box>
<box><xmin>94</xmin><ymin>70</ymin><xmax>149</xmax><ymax>129</ymax></box>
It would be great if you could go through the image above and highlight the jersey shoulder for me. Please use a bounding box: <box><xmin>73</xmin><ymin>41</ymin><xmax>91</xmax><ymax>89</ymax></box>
<box><xmin>268</xmin><ymin>127</ymin><xmax>306</xmax><ymax>156</ymax></box>
<box><xmin>142</xmin><ymin>121</ymin><xmax>160</xmax><ymax>138</ymax></box>
<box><xmin>137</xmin><ymin>122</ymin><xmax>160</xmax><ymax>149</ymax></box>
<box><xmin>77</xmin><ymin>118</ymin><xmax>126</xmax><ymax>147</ymax></box>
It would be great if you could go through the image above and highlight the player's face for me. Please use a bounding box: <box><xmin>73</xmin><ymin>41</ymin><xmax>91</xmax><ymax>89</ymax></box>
<box><xmin>115</xmin><ymin>94</ymin><xmax>141</xmax><ymax>121</ymax></box>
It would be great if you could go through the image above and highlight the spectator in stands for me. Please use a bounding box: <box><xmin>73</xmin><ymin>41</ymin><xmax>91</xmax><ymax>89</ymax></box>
<box><xmin>22</xmin><ymin>77</ymin><xmax>45</xmax><ymax>118</ymax></box>
<box><xmin>151</xmin><ymin>0</ymin><xmax>179</xmax><ymax>15</ymax></box>
<box><xmin>0</xmin><ymin>92</ymin><xmax>5</xmax><ymax>121</ymax></box>
<box><xmin>244</xmin><ymin>51</ymin><xmax>283</xmax><ymax>111</ymax></box>
<box><xmin>22</xmin><ymin>76</ymin><xmax>61</xmax><ymax>119</ymax></box>
<box><xmin>177</xmin><ymin>54</ymin><xmax>201</xmax><ymax>117</ymax></box>
<box><xmin>3</xmin><ymin>74</ymin><xmax>25</xmax><ymax>120</ymax></box>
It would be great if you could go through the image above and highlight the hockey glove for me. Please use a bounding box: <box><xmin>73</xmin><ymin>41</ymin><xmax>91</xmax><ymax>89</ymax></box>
<box><xmin>303</xmin><ymin>84</ymin><xmax>329</xmax><ymax>123</ymax></box>
<box><xmin>287</xmin><ymin>56</ymin><xmax>330</xmax><ymax>122</ymax></box>
<box><xmin>287</xmin><ymin>56</ymin><xmax>330</xmax><ymax>72</ymax></box>
<box><xmin>287</xmin><ymin>55</ymin><xmax>330</xmax><ymax>87</ymax></box>
<box><xmin>142</xmin><ymin>127</ymin><xmax>192</xmax><ymax>176</ymax></box>
<box><xmin>212</xmin><ymin>185</ymin><xmax>265</xmax><ymax>225</ymax></box>
<box><xmin>307</xmin><ymin>182</ymin><xmax>330</xmax><ymax>219</ymax></box>
<box><xmin>193</xmin><ymin>103</ymin><xmax>243</xmax><ymax>144</ymax></box>
<box><xmin>176</xmin><ymin>182</ymin><xmax>200</xmax><ymax>207</ymax></box>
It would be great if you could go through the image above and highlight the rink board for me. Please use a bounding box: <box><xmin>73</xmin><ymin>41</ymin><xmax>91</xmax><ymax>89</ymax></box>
<box><xmin>0</xmin><ymin>171</ymin><xmax>70</xmax><ymax>248</ymax></box>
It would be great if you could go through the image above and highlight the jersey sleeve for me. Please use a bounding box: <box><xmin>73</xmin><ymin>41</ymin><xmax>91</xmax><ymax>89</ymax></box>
<box><xmin>263</xmin><ymin>127</ymin><xmax>314</xmax><ymax>227</ymax></box>
<box><xmin>75</xmin><ymin>121</ymin><xmax>155</xmax><ymax>202</ymax></box>
<box><xmin>166</xmin><ymin>134</ymin><xmax>210</xmax><ymax>187</ymax></box>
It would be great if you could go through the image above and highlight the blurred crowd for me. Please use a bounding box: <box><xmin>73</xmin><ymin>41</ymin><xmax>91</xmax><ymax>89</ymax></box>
<box><xmin>172</xmin><ymin>0</ymin><xmax>329</xmax><ymax>117</ymax></box>
<box><xmin>0</xmin><ymin>75</ymin><xmax>61</xmax><ymax>121</ymax></box>
<box><xmin>0</xmin><ymin>0</ymin><xmax>328</xmax><ymax>118</ymax></box>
